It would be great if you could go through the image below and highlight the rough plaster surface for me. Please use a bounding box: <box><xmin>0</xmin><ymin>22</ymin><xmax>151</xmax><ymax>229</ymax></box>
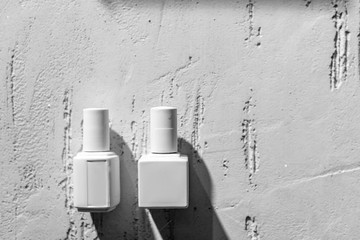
<box><xmin>1</xmin><ymin>0</ymin><xmax>360</xmax><ymax>239</ymax></box>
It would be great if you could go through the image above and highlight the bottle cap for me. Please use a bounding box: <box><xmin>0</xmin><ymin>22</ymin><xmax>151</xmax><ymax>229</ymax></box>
<box><xmin>150</xmin><ymin>106</ymin><xmax>177</xmax><ymax>153</ymax></box>
<box><xmin>83</xmin><ymin>108</ymin><xmax>110</xmax><ymax>152</ymax></box>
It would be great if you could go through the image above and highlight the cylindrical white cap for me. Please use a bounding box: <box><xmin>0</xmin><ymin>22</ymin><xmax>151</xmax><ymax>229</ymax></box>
<box><xmin>151</xmin><ymin>106</ymin><xmax>177</xmax><ymax>153</ymax></box>
<box><xmin>83</xmin><ymin>108</ymin><xmax>110</xmax><ymax>152</ymax></box>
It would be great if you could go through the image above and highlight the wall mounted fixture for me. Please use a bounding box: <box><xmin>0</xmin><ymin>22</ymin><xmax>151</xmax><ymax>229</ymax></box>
<box><xmin>73</xmin><ymin>108</ymin><xmax>120</xmax><ymax>212</ymax></box>
<box><xmin>138</xmin><ymin>106</ymin><xmax>189</xmax><ymax>208</ymax></box>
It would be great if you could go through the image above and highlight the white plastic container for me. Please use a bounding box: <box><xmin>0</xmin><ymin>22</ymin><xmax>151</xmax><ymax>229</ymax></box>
<box><xmin>138</xmin><ymin>107</ymin><xmax>189</xmax><ymax>208</ymax></box>
<box><xmin>73</xmin><ymin>108</ymin><xmax>120</xmax><ymax>212</ymax></box>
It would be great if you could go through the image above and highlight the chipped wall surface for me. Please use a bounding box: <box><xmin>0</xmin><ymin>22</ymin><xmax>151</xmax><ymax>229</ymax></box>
<box><xmin>1</xmin><ymin>0</ymin><xmax>360</xmax><ymax>239</ymax></box>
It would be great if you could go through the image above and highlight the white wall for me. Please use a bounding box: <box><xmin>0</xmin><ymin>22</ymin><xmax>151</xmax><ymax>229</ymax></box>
<box><xmin>1</xmin><ymin>0</ymin><xmax>359</xmax><ymax>239</ymax></box>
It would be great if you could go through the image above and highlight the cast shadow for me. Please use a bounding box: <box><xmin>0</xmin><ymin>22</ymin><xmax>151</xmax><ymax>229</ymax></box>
<box><xmin>91</xmin><ymin>129</ymin><xmax>139</xmax><ymax>239</ymax></box>
<box><xmin>91</xmin><ymin>133</ymin><xmax>228</xmax><ymax>239</ymax></box>
<box><xmin>149</xmin><ymin>138</ymin><xmax>229</xmax><ymax>240</ymax></box>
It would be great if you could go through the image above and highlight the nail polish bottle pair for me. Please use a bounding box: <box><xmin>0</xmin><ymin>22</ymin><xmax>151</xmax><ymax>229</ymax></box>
<box><xmin>73</xmin><ymin>107</ymin><xmax>189</xmax><ymax>212</ymax></box>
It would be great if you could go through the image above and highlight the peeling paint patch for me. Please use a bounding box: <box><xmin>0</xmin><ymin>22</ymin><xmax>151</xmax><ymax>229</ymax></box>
<box><xmin>62</xmin><ymin>88</ymin><xmax>76</xmax><ymax>239</ymax></box>
<box><xmin>6</xmin><ymin>49</ymin><xmax>15</xmax><ymax>124</ymax></box>
<box><xmin>303</xmin><ymin>0</ymin><xmax>311</xmax><ymax>7</ymax></box>
<box><xmin>244</xmin><ymin>0</ymin><xmax>261</xmax><ymax>47</ymax></box>
<box><xmin>222</xmin><ymin>158</ymin><xmax>229</xmax><ymax>177</ymax></box>
<box><xmin>131</xmin><ymin>95</ymin><xmax>136</xmax><ymax>113</ymax></box>
<box><xmin>141</xmin><ymin>120</ymin><xmax>148</xmax><ymax>156</ymax></box>
<box><xmin>358</xmin><ymin>31</ymin><xmax>360</xmax><ymax>79</ymax></box>
<box><xmin>241</xmin><ymin>93</ymin><xmax>259</xmax><ymax>189</ymax></box>
<box><xmin>191</xmin><ymin>90</ymin><xmax>205</xmax><ymax>163</ymax></box>
<box><xmin>243</xmin><ymin>96</ymin><xmax>255</xmax><ymax>114</ymax></box>
<box><xmin>5</xmin><ymin>48</ymin><xmax>17</xmax><ymax>163</ymax></box>
<box><xmin>62</xmin><ymin>89</ymin><xmax>72</xmax><ymax>165</ymax></box>
<box><xmin>329</xmin><ymin>0</ymin><xmax>350</xmax><ymax>90</ymax></box>
<box><xmin>245</xmin><ymin>0</ymin><xmax>254</xmax><ymax>42</ymax></box>
<box><xmin>20</xmin><ymin>163</ymin><xmax>43</xmax><ymax>191</ymax></box>
<box><xmin>245</xmin><ymin>216</ymin><xmax>260</xmax><ymax>240</ymax></box>
<box><xmin>169</xmin><ymin>77</ymin><xmax>175</xmax><ymax>99</ymax></box>
<box><xmin>131</xmin><ymin>120</ymin><xmax>138</xmax><ymax>159</ymax></box>
<box><xmin>160</xmin><ymin>90</ymin><xmax>165</xmax><ymax>105</ymax></box>
<box><xmin>241</xmin><ymin>119</ymin><xmax>259</xmax><ymax>181</ymax></box>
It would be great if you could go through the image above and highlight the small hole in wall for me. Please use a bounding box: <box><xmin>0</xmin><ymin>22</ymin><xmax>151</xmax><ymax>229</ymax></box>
<box><xmin>245</xmin><ymin>216</ymin><xmax>252</xmax><ymax>230</ymax></box>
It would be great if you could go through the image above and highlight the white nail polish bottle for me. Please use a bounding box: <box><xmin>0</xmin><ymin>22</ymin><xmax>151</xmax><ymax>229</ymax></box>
<box><xmin>138</xmin><ymin>106</ymin><xmax>189</xmax><ymax>208</ymax></box>
<box><xmin>73</xmin><ymin>108</ymin><xmax>120</xmax><ymax>212</ymax></box>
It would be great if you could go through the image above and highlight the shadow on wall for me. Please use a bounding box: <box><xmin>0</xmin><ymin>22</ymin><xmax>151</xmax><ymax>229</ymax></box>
<box><xmin>91</xmin><ymin>130</ymin><xmax>139</xmax><ymax>239</ymax></box>
<box><xmin>149</xmin><ymin>138</ymin><xmax>228</xmax><ymax>240</ymax></box>
<box><xmin>91</xmin><ymin>132</ymin><xmax>228</xmax><ymax>239</ymax></box>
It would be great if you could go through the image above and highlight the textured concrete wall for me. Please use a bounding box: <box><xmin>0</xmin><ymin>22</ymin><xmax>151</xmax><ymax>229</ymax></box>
<box><xmin>1</xmin><ymin>0</ymin><xmax>360</xmax><ymax>239</ymax></box>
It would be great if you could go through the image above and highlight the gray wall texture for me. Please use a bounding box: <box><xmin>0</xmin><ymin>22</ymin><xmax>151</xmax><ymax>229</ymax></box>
<box><xmin>1</xmin><ymin>0</ymin><xmax>360</xmax><ymax>239</ymax></box>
